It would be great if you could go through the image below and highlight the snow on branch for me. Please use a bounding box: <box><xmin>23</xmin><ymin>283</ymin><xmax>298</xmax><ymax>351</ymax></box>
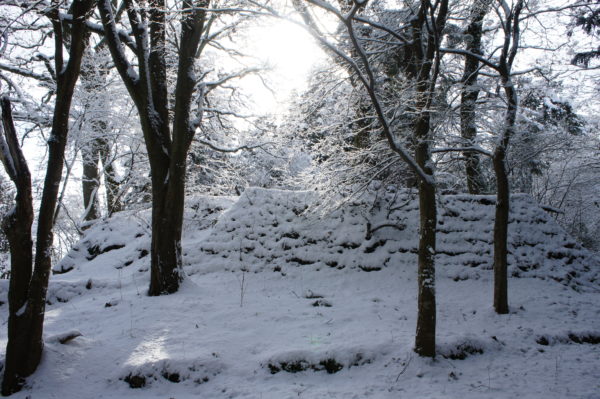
<box><xmin>431</xmin><ymin>146</ymin><xmax>492</xmax><ymax>157</ymax></box>
<box><xmin>197</xmin><ymin>138</ymin><xmax>274</xmax><ymax>154</ymax></box>
<box><xmin>352</xmin><ymin>15</ymin><xmax>411</xmax><ymax>44</ymax></box>
<box><xmin>97</xmin><ymin>0</ymin><xmax>140</xmax><ymax>92</ymax></box>
<box><xmin>204</xmin><ymin>67</ymin><xmax>262</xmax><ymax>94</ymax></box>
<box><xmin>82</xmin><ymin>18</ymin><xmax>138</xmax><ymax>53</ymax></box>
<box><xmin>440</xmin><ymin>48</ymin><xmax>500</xmax><ymax>71</ymax></box>
<box><xmin>0</xmin><ymin>62</ymin><xmax>54</xmax><ymax>83</ymax></box>
<box><xmin>0</xmin><ymin>121</ymin><xmax>17</xmax><ymax>182</ymax></box>
<box><xmin>0</xmin><ymin>97</ymin><xmax>29</xmax><ymax>184</ymax></box>
<box><xmin>201</xmin><ymin>109</ymin><xmax>255</xmax><ymax>119</ymax></box>
<box><xmin>301</xmin><ymin>0</ymin><xmax>433</xmax><ymax>185</ymax></box>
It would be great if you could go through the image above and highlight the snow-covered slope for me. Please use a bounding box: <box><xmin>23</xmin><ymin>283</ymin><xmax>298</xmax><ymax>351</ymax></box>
<box><xmin>190</xmin><ymin>188</ymin><xmax>598</xmax><ymax>289</ymax></box>
<box><xmin>1</xmin><ymin>188</ymin><xmax>599</xmax><ymax>399</ymax></box>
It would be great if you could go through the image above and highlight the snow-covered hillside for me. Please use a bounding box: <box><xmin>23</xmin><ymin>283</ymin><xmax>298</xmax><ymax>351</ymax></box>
<box><xmin>1</xmin><ymin>188</ymin><xmax>599</xmax><ymax>398</ymax></box>
<box><xmin>55</xmin><ymin>188</ymin><xmax>599</xmax><ymax>289</ymax></box>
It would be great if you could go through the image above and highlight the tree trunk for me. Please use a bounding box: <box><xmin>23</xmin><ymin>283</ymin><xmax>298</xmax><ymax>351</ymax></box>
<box><xmin>351</xmin><ymin>100</ymin><xmax>372</xmax><ymax>149</ymax></box>
<box><xmin>81</xmin><ymin>142</ymin><xmax>101</xmax><ymax>222</ymax></box>
<box><xmin>0</xmin><ymin>98</ymin><xmax>34</xmax><ymax>395</ymax></box>
<box><xmin>80</xmin><ymin>48</ymin><xmax>121</xmax><ymax>222</ymax></box>
<box><xmin>98</xmin><ymin>0</ymin><xmax>208</xmax><ymax>295</ymax></box>
<box><xmin>81</xmin><ymin>135</ymin><xmax>121</xmax><ymax>221</ymax></box>
<box><xmin>99</xmin><ymin>138</ymin><xmax>122</xmax><ymax>216</ymax></box>
<box><xmin>413</xmin><ymin>111</ymin><xmax>437</xmax><ymax>357</ymax></box>
<box><xmin>410</xmin><ymin>0</ymin><xmax>447</xmax><ymax>358</ymax></box>
<box><xmin>415</xmin><ymin>179</ymin><xmax>436</xmax><ymax>356</ymax></box>
<box><xmin>492</xmin><ymin>70</ymin><xmax>518</xmax><ymax>315</ymax></box>
<box><xmin>136</xmin><ymin>96</ymin><xmax>180</xmax><ymax>295</ymax></box>
<box><xmin>148</xmin><ymin>0</ymin><xmax>207</xmax><ymax>295</ymax></box>
<box><xmin>493</xmin><ymin>146</ymin><xmax>509</xmax><ymax>314</ymax></box>
<box><xmin>1</xmin><ymin>0</ymin><xmax>93</xmax><ymax>393</ymax></box>
<box><xmin>460</xmin><ymin>0</ymin><xmax>491</xmax><ymax>194</ymax></box>
<box><xmin>18</xmin><ymin>63</ymin><xmax>83</xmax><ymax>394</ymax></box>
<box><xmin>148</xmin><ymin>163</ymin><xmax>186</xmax><ymax>295</ymax></box>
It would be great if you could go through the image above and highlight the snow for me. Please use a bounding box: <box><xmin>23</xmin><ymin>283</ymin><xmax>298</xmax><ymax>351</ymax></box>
<box><xmin>0</xmin><ymin>127</ymin><xmax>17</xmax><ymax>180</ymax></box>
<box><xmin>1</xmin><ymin>188</ymin><xmax>599</xmax><ymax>398</ymax></box>
<box><xmin>15</xmin><ymin>302</ymin><xmax>26</xmax><ymax>316</ymax></box>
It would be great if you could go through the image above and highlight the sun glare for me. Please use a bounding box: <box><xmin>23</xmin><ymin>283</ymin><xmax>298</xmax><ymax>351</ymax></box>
<box><xmin>243</xmin><ymin>19</ymin><xmax>326</xmax><ymax>115</ymax></box>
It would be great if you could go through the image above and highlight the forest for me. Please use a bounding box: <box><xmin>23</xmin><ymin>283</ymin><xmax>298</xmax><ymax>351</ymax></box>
<box><xmin>0</xmin><ymin>0</ymin><xmax>599</xmax><ymax>397</ymax></box>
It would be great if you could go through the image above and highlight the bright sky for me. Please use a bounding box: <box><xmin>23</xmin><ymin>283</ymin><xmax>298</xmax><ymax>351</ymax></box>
<box><xmin>240</xmin><ymin>17</ymin><xmax>328</xmax><ymax>117</ymax></box>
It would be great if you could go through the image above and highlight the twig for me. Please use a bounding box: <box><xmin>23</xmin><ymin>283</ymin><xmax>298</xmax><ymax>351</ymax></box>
<box><xmin>395</xmin><ymin>353</ymin><xmax>412</xmax><ymax>382</ymax></box>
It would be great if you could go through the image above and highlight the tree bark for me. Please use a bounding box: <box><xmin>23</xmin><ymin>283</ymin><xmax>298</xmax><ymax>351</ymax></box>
<box><xmin>493</xmin><ymin>74</ymin><xmax>517</xmax><ymax>315</ymax></box>
<box><xmin>411</xmin><ymin>0</ymin><xmax>447</xmax><ymax>357</ymax></box>
<box><xmin>82</xmin><ymin>135</ymin><xmax>121</xmax><ymax>221</ymax></box>
<box><xmin>493</xmin><ymin>145</ymin><xmax>509</xmax><ymax>314</ymax></box>
<box><xmin>414</xmin><ymin>116</ymin><xmax>437</xmax><ymax>357</ymax></box>
<box><xmin>413</xmin><ymin>84</ymin><xmax>437</xmax><ymax>357</ymax></box>
<box><xmin>81</xmin><ymin>141</ymin><xmax>101</xmax><ymax>221</ymax></box>
<box><xmin>100</xmin><ymin>138</ymin><xmax>122</xmax><ymax>216</ymax></box>
<box><xmin>149</xmin><ymin>167</ymin><xmax>186</xmax><ymax>294</ymax></box>
<box><xmin>0</xmin><ymin>98</ymin><xmax>34</xmax><ymax>395</ymax></box>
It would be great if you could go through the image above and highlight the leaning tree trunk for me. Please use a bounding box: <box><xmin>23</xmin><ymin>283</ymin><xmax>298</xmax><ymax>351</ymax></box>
<box><xmin>1</xmin><ymin>0</ymin><xmax>93</xmax><ymax>394</ymax></box>
<box><xmin>9</xmin><ymin>47</ymin><xmax>87</xmax><ymax>394</ymax></box>
<box><xmin>0</xmin><ymin>98</ymin><xmax>34</xmax><ymax>395</ymax></box>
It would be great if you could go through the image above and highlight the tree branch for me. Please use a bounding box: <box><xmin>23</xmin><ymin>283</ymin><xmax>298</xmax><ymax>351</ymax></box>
<box><xmin>197</xmin><ymin>138</ymin><xmax>274</xmax><ymax>153</ymax></box>
<box><xmin>431</xmin><ymin>146</ymin><xmax>492</xmax><ymax>157</ymax></box>
<box><xmin>0</xmin><ymin>62</ymin><xmax>54</xmax><ymax>84</ymax></box>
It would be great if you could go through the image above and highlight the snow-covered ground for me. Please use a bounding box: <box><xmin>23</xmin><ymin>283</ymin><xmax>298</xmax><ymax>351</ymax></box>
<box><xmin>1</xmin><ymin>189</ymin><xmax>599</xmax><ymax>398</ymax></box>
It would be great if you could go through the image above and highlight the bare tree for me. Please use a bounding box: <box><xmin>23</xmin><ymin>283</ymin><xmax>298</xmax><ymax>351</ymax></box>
<box><xmin>98</xmin><ymin>0</ymin><xmax>259</xmax><ymax>294</ymax></box>
<box><xmin>0</xmin><ymin>98</ymin><xmax>33</xmax><ymax>396</ymax></box>
<box><xmin>0</xmin><ymin>0</ymin><xmax>94</xmax><ymax>394</ymax></box>
<box><xmin>443</xmin><ymin>0</ymin><xmax>525</xmax><ymax>314</ymax></box>
<box><xmin>292</xmin><ymin>0</ymin><xmax>448</xmax><ymax>357</ymax></box>
<box><xmin>490</xmin><ymin>0</ymin><xmax>524</xmax><ymax>314</ymax></box>
<box><xmin>79</xmin><ymin>48</ymin><xmax>122</xmax><ymax>222</ymax></box>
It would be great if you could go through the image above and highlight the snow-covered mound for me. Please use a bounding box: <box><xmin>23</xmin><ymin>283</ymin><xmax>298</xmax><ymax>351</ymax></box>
<box><xmin>53</xmin><ymin>195</ymin><xmax>235</xmax><ymax>276</ymax></box>
<box><xmin>54</xmin><ymin>188</ymin><xmax>599</xmax><ymax>291</ymax></box>
<box><xmin>186</xmin><ymin>188</ymin><xmax>598</xmax><ymax>290</ymax></box>
<box><xmin>0</xmin><ymin>188</ymin><xmax>599</xmax><ymax>399</ymax></box>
